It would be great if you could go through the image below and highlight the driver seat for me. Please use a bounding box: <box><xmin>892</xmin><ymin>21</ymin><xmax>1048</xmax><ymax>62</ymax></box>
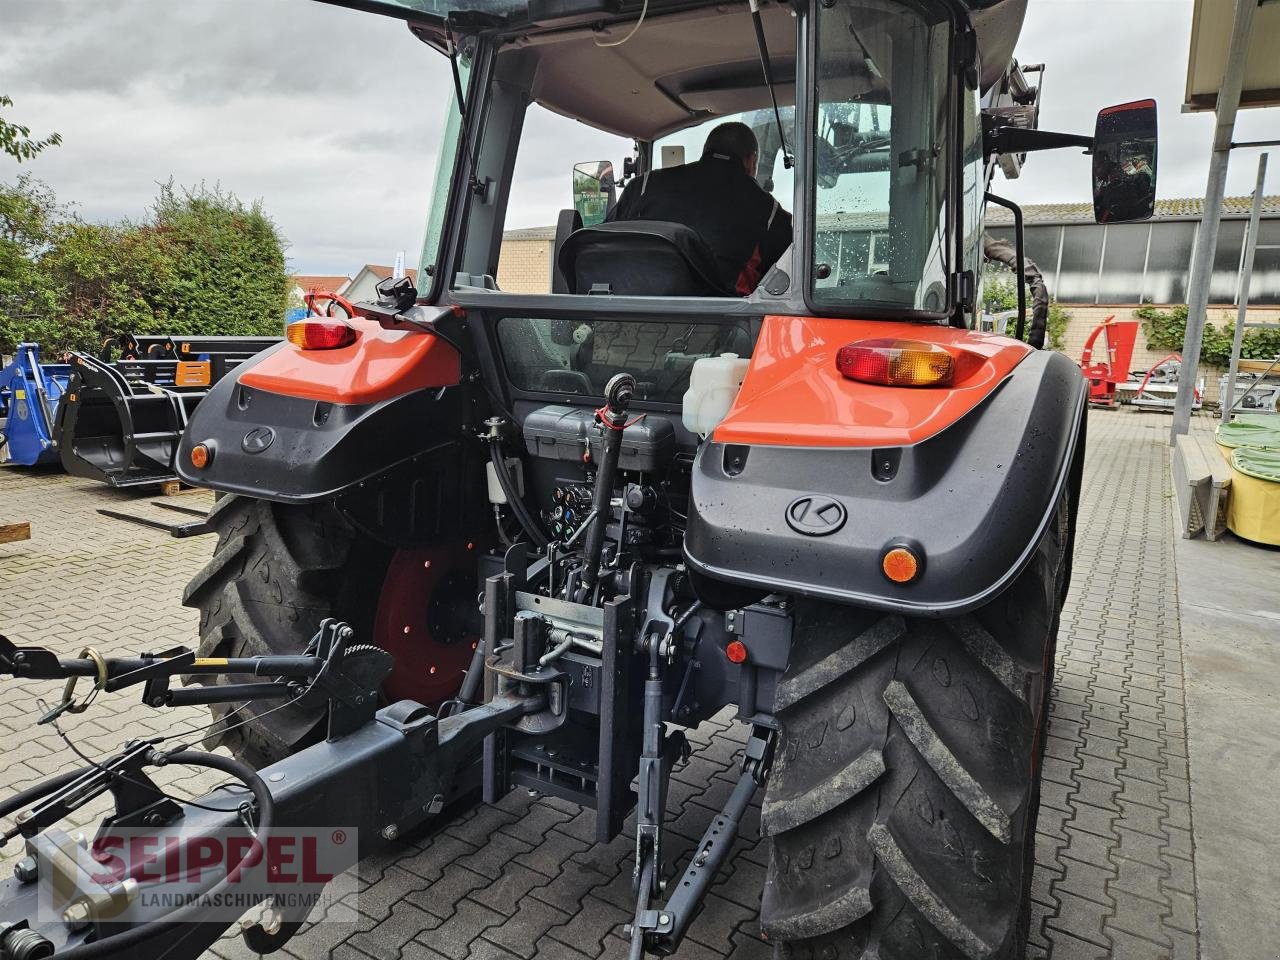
<box><xmin>558</xmin><ymin>220</ymin><xmax>732</xmax><ymax>297</ymax></box>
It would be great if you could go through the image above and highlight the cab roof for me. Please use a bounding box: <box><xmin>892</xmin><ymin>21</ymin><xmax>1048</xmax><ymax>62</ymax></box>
<box><xmin>318</xmin><ymin>0</ymin><xmax>1027</xmax><ymax>138</ymax></box>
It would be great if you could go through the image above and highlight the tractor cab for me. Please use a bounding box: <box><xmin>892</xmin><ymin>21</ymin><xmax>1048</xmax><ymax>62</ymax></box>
<box><xmin>384</xmin><ymin>0</ymin><xmax>981</xmax><ymax>321</ymax></box>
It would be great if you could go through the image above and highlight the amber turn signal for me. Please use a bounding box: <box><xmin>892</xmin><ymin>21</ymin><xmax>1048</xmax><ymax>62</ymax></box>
<box><xmin>190</xmin><ymin>442</ymin><xmax>213</xmax><ymax>470</ymax></box>
<box><xmin>836</xmin><ymin>338</ymin><xmax>955</xmax><ymax>387</ymax></box>
<box><xmin>287</xmin><ymin>319</ymin><xmax>357</xmax><ymax>350</ymax></box>
<box><xmin>881</xmin><ymin>546</ymin><xmax>922</xmax><ymax>584</ymax></box>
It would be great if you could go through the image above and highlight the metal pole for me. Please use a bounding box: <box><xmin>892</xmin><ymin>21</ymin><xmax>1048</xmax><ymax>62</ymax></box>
<box><xmin>1221</xmin><ymin>153</ymin><xmax>1268</xmax><ymax>424</ymax></box>
<box><xmin>1171</xmin><ymin>0</ymin><xmax>1258</xmax><ymax>442</ymax></box>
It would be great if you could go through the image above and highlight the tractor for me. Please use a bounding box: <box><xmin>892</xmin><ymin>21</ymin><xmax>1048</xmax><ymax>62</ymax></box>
<box><xmin>0</xmin><ymin>0</ymin><xmax>1158</xmax><ymax>957</ymax></box>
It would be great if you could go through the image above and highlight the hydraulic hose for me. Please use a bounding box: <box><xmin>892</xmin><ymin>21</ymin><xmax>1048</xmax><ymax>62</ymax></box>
<box><xmin>47</xmin><ymin>749</ymin><xmax>273</xmax><ymax>960</ymax></box>
<box><xmin>487</xmin><ymin>432</ymin><xmax>549</xmax><ymax>549</ymax></box>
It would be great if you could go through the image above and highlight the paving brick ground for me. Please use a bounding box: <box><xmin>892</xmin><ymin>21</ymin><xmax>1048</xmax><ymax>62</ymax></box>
<box><xmin>0</xmin><ymin>409</ymin><xmax>1202</xmax><ymax>959</ymax></box>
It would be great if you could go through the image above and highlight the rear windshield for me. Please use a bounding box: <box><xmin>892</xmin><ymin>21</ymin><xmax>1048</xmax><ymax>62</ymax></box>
<box><xmin>496</xmin><ymin>317</ymin><xmax>753</xmax><ymax>403</ymax></box>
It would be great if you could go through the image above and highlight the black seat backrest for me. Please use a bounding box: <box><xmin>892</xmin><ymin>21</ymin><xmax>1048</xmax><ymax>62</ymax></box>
<box><xmin>557</xmin><ymin>220</ymin><xmax>731</xmax><ymax>297</ymax></box>
<box><xmin>551</xmin><ymin>208</ymin><xmax>583</xmax><ymax>294</ymax></box>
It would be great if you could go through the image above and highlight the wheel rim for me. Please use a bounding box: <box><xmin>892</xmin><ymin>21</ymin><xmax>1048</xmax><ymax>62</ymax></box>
<box><xmin>371</xmin><ymin>542</ymin><xmax>479</xmax><ymax>707</ymax></box>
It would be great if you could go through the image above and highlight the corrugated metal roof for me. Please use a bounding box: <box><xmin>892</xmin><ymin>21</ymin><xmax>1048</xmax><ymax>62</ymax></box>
<box><xmin>986</xmin><ymin>195</ymin><xmax>1280</xmax><ymax>225</ymax></box>
<box><xmin>503</xmin><ymin>226</ymin><xmax>558</xmax><ymax>241</ymax></box>
<box><xmin>505</xmin><ymin>195</ymin><xmax>1279</xmax><ymax>241</ymax></box>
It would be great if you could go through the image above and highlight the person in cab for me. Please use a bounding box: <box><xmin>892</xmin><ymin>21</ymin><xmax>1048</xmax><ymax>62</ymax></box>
<box><xmin>607</xmin><ymin>122</ymin><xmax>792</xmax><ymax>295</ymax></box>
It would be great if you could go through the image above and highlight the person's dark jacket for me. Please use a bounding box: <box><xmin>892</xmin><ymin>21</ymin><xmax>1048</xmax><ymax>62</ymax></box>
<box><xmin>607</xmin><ymin>154</ymin><xmax>792</xmax><ymax>295</ymax></box>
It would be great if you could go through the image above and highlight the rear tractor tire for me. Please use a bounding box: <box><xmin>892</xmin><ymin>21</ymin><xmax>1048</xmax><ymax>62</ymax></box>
<box><xmin>759</xmin><ymin>497</ymin><xmax>1067</xmax><ymax>959</ymax></box>
<box><xmin>182</xmin><ymin>496</ymin><xmax>481</xmax><ymax>769</ymax></box>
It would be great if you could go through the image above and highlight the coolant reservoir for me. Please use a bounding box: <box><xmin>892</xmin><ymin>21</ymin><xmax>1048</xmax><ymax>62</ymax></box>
<box><xmin>682</xmin><ymin>353</ymin><xmax>750</xmax><ymax>439</ymax></box>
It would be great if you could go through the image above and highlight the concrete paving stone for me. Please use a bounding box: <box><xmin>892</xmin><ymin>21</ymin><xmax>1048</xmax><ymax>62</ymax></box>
<box><xmin>726</xmin><ymin>932</ymin><xmax>774</xmax><ymax>960</ymax></box>
<box><xmin>1064</xmin><ymin>801</ymin><xmax>1119</xmax><ymax>842</ymax></box>
<box><xmin>513</xmin><ymin>829</ymin><xmax>592</xmax><ymax>880</ymax></box>
<box><xmin>414</xmin><ymin>899</ymin><xmax>504</xmax><ymax>960</ymax></box>
<box><xmin>1040</xmin><ymin>777</ymin><xmax>1076</xmax><ymax>814</ymax></box>
<box><xmin>1044</xmin><ymin>890</ymin><xmax>1113</xmax><ymax>950</ymax></box>
<box><xmin>405</xmin><ymin>865</ymin><xmax>491</xmax><ymax>921</ymax></box>
<box><xmin>1161</xmin><ymin>824</ymin><xmax>1194</xmax><ymax>861</ymax></box>
<box><xmin>1114</xmin><ymin>826</ymin><xmax>1169</xmax><ymax>870</ymax></box>
<box><xmin>399</xmin><ymin>834</ymin><xmax>483</xmax><ymax>883</ymax></box>
<box><xmin>1060</xmin><ymin>825</ymin><xmax>1117</xmax><ymax>873</ymax></box>
<box><xmin>1044</xmin><ymin>735</ymin><xmax>1082</xmax><ymax>763</ymax></box>
<box><xmin>1103</xmin><ymin>929</ymin><xmax>1175</xmax><ymax>960</ymax></box>
<box><xmin>452</xmin><ymin>831</ymin><xmax>537</xmax><ymax>882</ymax></box>
<box><xmin>527</xmin><ymin>857</ymin><xmax>615</xmax><ymax>915</ymax></box>
<box><xmin>1070</xmin><ymin>774</ymin><xmax>1120</xmax><ymax>812</ymax></box>
<box><xmin>1054</xmin><ymin>856</ymin><xmax>1116</xmax><ymax>907</ymax></box>
<box><xmin>1164</xmin><ymin>888</ymin><xmax>1197</xmax><ymax>936</ymax></box>
<box><xmin>498</xmin><ymin>802</ymin><xmax>575</xmax><ymax>846</ymax></box>
<box><xmin>349</xmin><ymin>900</ymin><xmax>445</xmax><ymax>960</ymax></box>
<box><xmin>357</xmin><ymin>865</ymin><xmax>435</xmax><ymax>921</ymax></box>
<box><xmin>684</xmin><ymin>891</ymin><xmax>757</xmax><ymax>951</ymax></box>
<box><xmin>1161</xmin><ymin>854</ymin><xmax>1196</xmax><ymax>897</ymax></box>
<box><xmin>1074</xmin><ymin>753</ymin><xmax>1122</xmax><ymax>787</ymax></box>
<box><xmin>1036</xmin><ymin>804</ymin><xmax>1072</xmax><ymax>841</ymax></box>
<box><xmin>480</xmin><ymin>897</ymin><xmax>572</xmax><ymax>958</ymax></box>
<box><xmin>1111</xmin><ymin>854</ymin><xmax>1169</xmax><ymax>905</ymax></box>
<box><xmin>1040</xmin><ymin>755</ymin><xmax>1080</xmax><ymax>788</ymax></box>
<box><xmin>1106</xmin><ymin>888</ymin><xmax>1175</xmax><ymax>947</ymax></box>
<box><xmin>468</xmin><ymin>863</ymin><xmax>551</xmax><ymax>917</ymax></box>
<box><xmin>545</xmin><ymin>894</ymin><xmax>632</xmax><ymax>958</ymax></box>
<box><xmin>1115</xmin><ymin>801</ymin><xmax>1167</xmax><ymax>840</ymax></box>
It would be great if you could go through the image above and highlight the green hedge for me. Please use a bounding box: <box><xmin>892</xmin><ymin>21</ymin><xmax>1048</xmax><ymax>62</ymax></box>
<box><xmin>982</xmin><ymin>271</ymin><xmax>1070</xmax><ymax>351</ymax></box>
<box><xmin>1135</xmin><ymin>304</ymin><xmax>1280</xmax><ymax>368</ymax></box>
<box><xmin>1</xmin><ymin>177</ymin><xmax>290</xmax><ymax>355</ymax></box>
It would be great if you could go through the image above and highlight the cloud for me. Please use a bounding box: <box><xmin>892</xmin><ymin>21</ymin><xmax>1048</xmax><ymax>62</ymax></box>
<box><xmin>2</xmin><ymin>0</ymin><xmax>1274</xmax><ymax>274</ymax></box>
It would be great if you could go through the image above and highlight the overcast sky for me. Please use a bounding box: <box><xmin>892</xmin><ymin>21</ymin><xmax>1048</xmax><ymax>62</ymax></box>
<box><xmin>2</xmin><ymin>0</ymin><xmax>1276</xmax><ymax>275</ymax></box>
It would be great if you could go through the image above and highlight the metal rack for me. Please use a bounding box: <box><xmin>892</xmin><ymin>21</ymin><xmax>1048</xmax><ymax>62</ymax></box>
<box><xmin>1221</xmin><ymin>153</ymin><xmax>1280</xmax><ymax>423</ymax></box>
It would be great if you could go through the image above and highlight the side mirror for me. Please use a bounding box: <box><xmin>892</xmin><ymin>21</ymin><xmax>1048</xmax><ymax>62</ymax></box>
<box><xmin>572</xmin><ymin>161</ymin><xmax>616</xmax><ymax>227</ymax></box>
<box><xmin>1093</xmin><ymin>99</ymin><xmax>1157</xmax><ymax>224</ymax></box>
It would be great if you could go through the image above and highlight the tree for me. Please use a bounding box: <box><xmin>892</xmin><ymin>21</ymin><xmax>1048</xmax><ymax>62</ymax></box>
<box><xmin>0</xmin><ymin>95</ymin><xmax>62</xmax><ymax>163</ymax></box>
<box><xmin>0</xmin><ymin>174</ymin><xmax>81</xmax><ymax>353</ymax></box>
<box><xmin>0</xmin><ymin>178</ymin><xmax>291</xmax><ymax>355</ymax></box>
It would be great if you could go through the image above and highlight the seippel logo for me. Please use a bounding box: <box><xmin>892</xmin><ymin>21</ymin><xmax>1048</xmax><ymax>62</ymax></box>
<box><xmin>785</xmin><ymin>495</ymin><xmax>847</xmax><ymax>536</ymax></box>
<box><xmin>241</xmin><ymin>427</ymin><xmax>275</xmax><ymax>454</ymax></box>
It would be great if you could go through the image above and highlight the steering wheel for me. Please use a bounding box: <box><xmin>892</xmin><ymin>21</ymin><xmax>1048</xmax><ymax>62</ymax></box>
<box><xmin>303</xmin><ymin>290</ymin><xmax>358</xmax><ymax>319</ymax></box>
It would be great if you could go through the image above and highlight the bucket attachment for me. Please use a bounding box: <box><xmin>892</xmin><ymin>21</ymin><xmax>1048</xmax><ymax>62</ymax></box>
<box><xmin>56</xmin><ymin>335</ymin><xmax>279</xmax><ymax>488</ymax></box>
<box><xmin>0</xmin><ymin>344</ymin><xmax>71</xmax><ymax>467</ymax></box>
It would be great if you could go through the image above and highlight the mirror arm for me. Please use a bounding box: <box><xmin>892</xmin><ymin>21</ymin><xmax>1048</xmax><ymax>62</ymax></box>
<box><xmin>985</xmin><ymin>125</ymin><xmax>1093</xmax><ymax>157</ymax></box>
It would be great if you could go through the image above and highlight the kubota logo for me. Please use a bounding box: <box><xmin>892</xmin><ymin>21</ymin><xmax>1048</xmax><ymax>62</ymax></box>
<box><xmin>785</xmin><ymin>495</ymin><xmax>846</xmax><ymax>536</ymax></box>
<box><xmin>242</xmin><ymin>427</ymin><xmax>275</xmax><ymax>454</ymax></box>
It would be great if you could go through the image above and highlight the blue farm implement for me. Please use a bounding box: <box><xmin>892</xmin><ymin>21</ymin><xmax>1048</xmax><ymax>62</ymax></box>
<box><xmin>0</xmin><ymin>344</ymin><xmax>71</xmax><ymax>467</ymax></box>
<box><xmin>56</xmin><ymin>334</ymin><xmax>280</xmax><ymax>488</ymax></box>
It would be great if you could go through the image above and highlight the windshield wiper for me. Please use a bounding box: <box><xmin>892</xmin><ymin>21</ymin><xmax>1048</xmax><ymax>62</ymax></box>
<box><xmin>747</xmin><ymin>0</ymin><xmax>792</xmax><ymax>170</ymax></box>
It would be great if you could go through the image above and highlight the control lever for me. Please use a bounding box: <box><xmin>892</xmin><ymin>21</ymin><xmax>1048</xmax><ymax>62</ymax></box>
<box><xmin>575</xmin><ymin>372</ymin><xmax>636</xmax><ymax>603</ymax></box>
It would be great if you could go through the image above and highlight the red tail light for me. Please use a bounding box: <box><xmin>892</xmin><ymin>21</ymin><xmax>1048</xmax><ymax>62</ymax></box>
<box><xmin>287</xmin><ymin>319</ymin><xmax>357</xmax><ymax>350</ymax></box>
<box><xmin>836</xmin><ymin>338</ymin><xmax>955</xmax><ymax>387</ymax></box>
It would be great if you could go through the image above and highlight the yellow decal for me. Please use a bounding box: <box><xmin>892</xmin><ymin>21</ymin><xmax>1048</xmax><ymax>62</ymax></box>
<box><xmin>14</xmin><ymin>389</ymin><xmax>25</xmax><ymax>400</ymax></box>
<box><xmin>193</xmin><ymin>657</ymin><xmax>229</xmax><ymax>667</ymax></box>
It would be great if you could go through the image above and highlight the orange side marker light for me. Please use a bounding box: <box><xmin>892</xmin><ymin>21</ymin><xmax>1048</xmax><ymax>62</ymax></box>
<box><xmin>881</xmin><ymin>546</ymin><xmax>922</xmax><ymax>584</ymax></box>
